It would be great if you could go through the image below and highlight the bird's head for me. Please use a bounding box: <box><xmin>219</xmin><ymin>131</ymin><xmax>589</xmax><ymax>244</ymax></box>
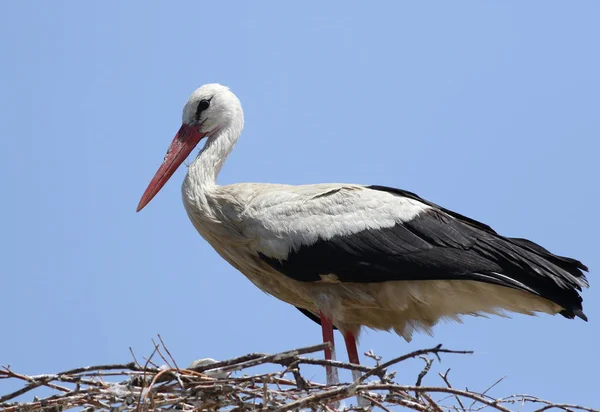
<box><xmin>136</xmin><ymin>83</ymin><xmax>243</xmax><ymax>212</ymax></box>
<box><xmin>182</xmin><ymin>83</ymin><xmax>243</xmax><ymax>134</ymax></box>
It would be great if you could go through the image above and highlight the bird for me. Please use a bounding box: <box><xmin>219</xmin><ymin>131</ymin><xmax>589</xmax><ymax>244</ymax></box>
<box><xmin>137</xmin><ymin>83</ymin><xmax>589</xmax><ymax>386</ymax></box>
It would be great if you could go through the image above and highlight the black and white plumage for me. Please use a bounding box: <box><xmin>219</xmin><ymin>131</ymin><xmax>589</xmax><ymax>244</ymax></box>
<box><xmin>261</xmin><ymin>185</ymin><xmax>587</xmax><ymax>323</ymax></box>
<box><xmin>137</xmin><ymin>83</ymin><xmax>589</xmax><ymax>387</ymax></box>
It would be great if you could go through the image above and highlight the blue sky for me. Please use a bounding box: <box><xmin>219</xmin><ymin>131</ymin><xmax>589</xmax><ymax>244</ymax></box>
<box><xmin>2</xmin><ymin>1</ymin><xmax>599</xmax><ymax>408</ymax></box>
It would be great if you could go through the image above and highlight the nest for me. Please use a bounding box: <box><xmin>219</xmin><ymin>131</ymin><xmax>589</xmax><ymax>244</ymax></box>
<box><xmin>1</xmin><ymin>336</ymin><xmax>597</xmax><ymax>411</ymax></box>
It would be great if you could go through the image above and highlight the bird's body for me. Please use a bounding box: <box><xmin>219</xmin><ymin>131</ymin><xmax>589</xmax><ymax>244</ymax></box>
<box><xmin>138</xmin><ymin>83</ymin><xmax>588</xmax><ymax>387</ymax></box>
<box><xmin>182</xmin><ymin>180</ymin><xmax>584</xmax><ymax>341</ymax></box>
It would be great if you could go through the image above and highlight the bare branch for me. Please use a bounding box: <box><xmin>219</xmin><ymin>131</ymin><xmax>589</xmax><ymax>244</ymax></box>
<box><xmin>155</xmin><ymin>335</ymin><xmax>177</xmax><ymax>371</ymax></box>
<box><xmin>360</xmin><ymin>344</ymin><xmax>473</xmax><ymax>382</ymax></box>
<box><xmin>440</xmin><ymin>368</ymin><xmax>467</xmax><ymax>411</ymax></box>
<box><xmin>415</xmin><ymin>356</ymin><xmax>434</xmax><ymax>389</ymax></box>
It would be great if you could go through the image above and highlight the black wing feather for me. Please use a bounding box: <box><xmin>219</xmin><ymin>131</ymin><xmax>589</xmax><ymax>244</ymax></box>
<box><xmin>260</xmin><ymin>185</ymin><xmax>589</xmax><ymax>321</ymax></box>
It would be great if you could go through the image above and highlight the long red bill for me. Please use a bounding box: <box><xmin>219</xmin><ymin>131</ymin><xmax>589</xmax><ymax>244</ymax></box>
<box><xmin>136</xmin><ymin>124</ymin><xmax>207</xmax><ymax>212</ymax></box>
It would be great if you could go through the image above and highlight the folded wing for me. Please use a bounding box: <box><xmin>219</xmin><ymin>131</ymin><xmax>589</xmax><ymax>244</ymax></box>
<box><xmin>242</xmin><ymin>184</ymin><xmax>588</xmax><ymax>320</ymax></box>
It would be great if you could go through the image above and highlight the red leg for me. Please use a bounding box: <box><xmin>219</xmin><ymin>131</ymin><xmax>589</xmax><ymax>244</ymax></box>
<box><xmin>343</xmin><ymin>330</ymin><xmax>360</xmax><ymax>366</ymax></box>
<box><xmin>319</xmin><ymin>311</ymin><xmax>339</xmax><ymax>386</ymax></box>
<box><xmin>344</xmin><ymin>330</ymin><xmax>369</xmax><ymax>406</ymax></box>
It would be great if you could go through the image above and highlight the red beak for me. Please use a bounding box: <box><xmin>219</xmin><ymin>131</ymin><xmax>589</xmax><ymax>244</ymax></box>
<box><xmin>137</xmin><ymin>124</ymin><xmax>207</xmax><ymax>212</ymax></box>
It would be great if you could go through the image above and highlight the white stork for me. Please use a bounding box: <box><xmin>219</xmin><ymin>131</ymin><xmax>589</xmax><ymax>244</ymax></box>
<box><xmin>137</xmin><ymin>83</ymin><xmax>589</xmax><ymax>386</ymax></box>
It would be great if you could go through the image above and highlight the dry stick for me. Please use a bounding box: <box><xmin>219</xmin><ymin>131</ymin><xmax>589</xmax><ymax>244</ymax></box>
<box><xmin>273</xmin><ymin>375</ymin><xmax>317</xmax><ymax>391</ymax></box>
<box><xmin>364</xmin><ymin>349</ymin><xmax>382</xmax><ymax>366</ymax></box>
<box><xmin>141</xmin><ymin>357</ymin><xmax>160</xmax><ymax>369</ymax></box>
<box><xmin>135</xmin><ymin>341</ymin><xmax>161</xmax><ymax>412</ymax></box>
<box><xmin>467</xmin><ymin>374</ymin><xmax>506</xmax><ymax>410</ymax></box>
<box><xmin>386</xmin><ymin>390</ymin><xmax>422</xmax><ymax>407</ymax></box>
<box><xmin>145</xmin><ymin>367</ymin><xmax>180</xmax><ymax>409</ymax></box>
<box><xmin>0</xmin><ymin>370</ymin><xmax>67</xmax><ymax>404</ymax></box>
<box><xmin>360</xmin><ymin>344</ymin><xmax>473</xmax><ymax>383</ymax></box>
<box><xmin>0</xmin><ymin>360</ymin><xmax>152</xmax><ymax>404</ymax></box>
<box><xmin>151</xmin><ymin>337</ymin><xmax>173</xmax><ymax>370</ymax></box>
<box><xmin>196</xmin><ymin>343</ymin><xmax>329</xmax><ymax>376</ymax></box>
<box><xmin>157</xmin><ymin>334</ymin><xmax>180</xmax><ymax>373</ymax></box>
<box><xmin>291</xmin><ymin>368</ymin><xmax>309</xmax><ymax>392</ymax></box>
<box><xmin>275</xmin><ymin>383</ymin><xmax>512</xmax><ymax>412</ymax></box>
<box><xmin>262</xmin><ymin>374</ymin><xmax>269</xmax><ymax>410</ymax></box>
<box><xmin>129</xmin><ymin>346</ymin><xmax>143</xmax><ymax>369</ymax></box>
<box><xmin>186</xmin><ymin>351</ymin><xmax>267</xmax><ymax>373</ymax></box>
<box><xmin>0</xmin><ymin>374</ymin><xmax>47</xmax><ymax>404</ymax></box>
<box><xmin>58</xmin><ymin>362</ymin><xmax>151</xmax><ymax>376</ymax></box>
<box><xmin>414</xmin><ymin>356</ymin><xmax>434</xmax><ymax>400</ymax></box>
<box><xmin>420</xmin><ymin>393</ymin><xmax>444</xmax><ymax>412</ymax></box>
<box><xmin>363</xmin><ymin>393</ymin><xmax>394</xmax><ymax>412</ymax></box>
<box><xmin>373</xmin><ymin>384</ymin><xmax>512</xmax><ymax>412</ymax></box>
<box><xmin>498</xmin><ymin>395</ymin><xmax>600</xmax><ymax>412</ymax></box>
<box><xmin>272</xmin><ymin>383</ymin><xmax>360</xmax><ymax>412</ymax></box>
<box><xmin>3</xmin><ymin>368</ymin><xmax>71</xmax><ymax>394</ymax></box>
<box><xmin>1</xmin><ymin>393</ymin><xmax>91</xmax><ymax>412</ymax></box>
<box><xmin>77</xmin><ymin>371</ymin><xmax>145</xmax><ymax>378</ymax></box>
<box><xmin>439</xmin><ymin>368</ymin><xmax>466</xmax><ymax>412</ymax></box>
<box><xmin>391</xmin><ymin>398</ymin><xmax>431</xmax><ymax>411</ymax></box>
<box><xmin>25</xmin><ymin>372</ymin><xmax>106</xmax><ymax>388</ymax></box>
<box><xmin>533</xmin><ymin>403</ymin><xmax>599</xmax><ymax>412</ymax></box>
<box><xmin>296</xmin><ymin>357</ymin><xmax>371</xmax><ymax>374</ymax></box>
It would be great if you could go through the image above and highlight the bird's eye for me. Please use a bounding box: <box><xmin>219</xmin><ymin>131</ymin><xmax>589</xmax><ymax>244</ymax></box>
<box><xmin>195</xmin><ymin>99</ymin><xmax>211</xmax><ymax>120</ymax></box>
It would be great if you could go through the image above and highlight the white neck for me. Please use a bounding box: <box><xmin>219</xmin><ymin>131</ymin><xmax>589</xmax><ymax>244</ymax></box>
<box><xmin>184</xmin><ymin>120</ymin><xmax>243</xmax><ymax>194</ymax></box>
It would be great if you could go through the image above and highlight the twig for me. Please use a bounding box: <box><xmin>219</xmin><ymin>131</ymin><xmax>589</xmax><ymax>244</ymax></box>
<box><xmin>415</xmin><ymin>356</ymin><xmax>434</xmax><ymax>389</ymax></box>
<box><xmin>151</xmin><ymin>337</ymin><xmax>173</xmax><ymax>369</ymax></box>
<box><xmin>366</xmin><ymin>384</ymin><xmax>512</xmax><ymax>412</ymax></box>
<box><xmin>439</xmin><ymin>368</ymin><xmax>466</xmax><ymax>411</ymax></box>
<box><xmin>129</xmin><ymin>346</ymin><xmax>142</xmax><ymax>370</ymax></box>
<box><xmin>363</xmin><ymin>393</ymin><xmax>393</xmax><ymax>412</ymax></box>
<box><xmin>421</xmin><ymin>392</ymin><xmax>443</xmax><ymax>412</ymax></box>
<box><xmin>498</xmin><ymin>394</ymin><xmax>599</xmax><ymax>412</ymax></box>
<box><xmin>468</xmin><ymin>375</ymin><xmax>506</xmax><ymax>410</ymax></box>
<box><xmin>364</xmin><ymin>349</ymin><xmax>382</xmax><ymax>366</ymax></box>
<box><xmin>157</xmin><ymin>334</ymin><xmax>180</xmax><ymax>373</ymax></box>
<box><xmin>196</xmin><ymin>342</ymin><xmax>329</xmax><ymax>376</ymax></box>
<box><xmin>296</xmin><ymin>357</ymin><xmax>371</xmax><ymax>373</ymax></box>
<box><xmin>360</xmin><ymin>344</ymin><xmax>473</xmax><ymax>382</ymax></box>
<box><xmin>135</xmin><ymin>341</ymin><xmax>161</xmax><ymax>412</ymax></box>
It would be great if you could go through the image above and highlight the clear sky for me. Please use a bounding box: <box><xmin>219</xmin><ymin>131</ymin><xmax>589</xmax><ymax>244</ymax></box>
<box><xmin>2</xmin><ymin>1</ymin><xmax>599</xmax><ymax>408</ymax></box>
